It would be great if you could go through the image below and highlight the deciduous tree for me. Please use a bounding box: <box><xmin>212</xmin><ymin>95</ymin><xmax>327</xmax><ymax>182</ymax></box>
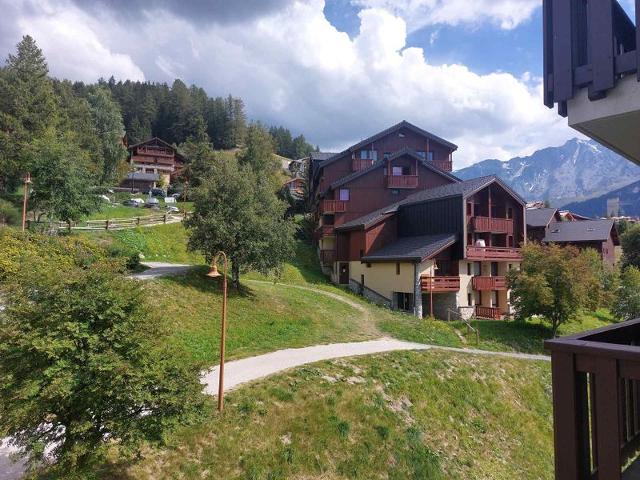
<box><xmin>621</xmin><ymin>223</ymin><xmax>640</xmax><ymax>270</ymax></box>
<box><xmin>613</xmin><ymin>266</ymin><xmax>640</xmax><ymax>322</ymax></box>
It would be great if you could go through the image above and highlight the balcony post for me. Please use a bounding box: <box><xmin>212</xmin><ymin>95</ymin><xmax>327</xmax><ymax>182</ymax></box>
<box><xmin>413</xmin><ymin>263</ymin><xmax>423</xmax><ymax>319</ymax></box>
<box><xmin>588</xmin><ymin>0</ymin><xmax>615</xmax><ymax>100</ymax></box>
<box><xmin>550</xmin><ymin>351</ymin><xmax>591</xmax><ymax>479</ymax></box>
<box><xmin>595</xmin><ymin>357</ymin><xmax>622</xmax><ymax>479</ymax></box>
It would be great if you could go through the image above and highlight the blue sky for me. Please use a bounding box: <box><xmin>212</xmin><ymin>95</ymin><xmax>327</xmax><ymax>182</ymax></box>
<box><xmin>1</xmin><ymin>0</ymin><xmax>634</xmax><ymax>166</ymax></box>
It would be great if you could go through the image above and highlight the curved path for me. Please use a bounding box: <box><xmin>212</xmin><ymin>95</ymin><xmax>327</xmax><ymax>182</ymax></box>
<box><xmin>129</xmin><ymin>262</ymin><xmax>196</xmax><ymax>280</ymax></box>
<box><xmin>201</xmin><ymin>338</ymin><xmax>549</xmax><ymax>395</ymax></box>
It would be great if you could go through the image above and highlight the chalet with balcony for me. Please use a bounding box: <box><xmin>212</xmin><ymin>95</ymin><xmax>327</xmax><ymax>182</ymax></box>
<box><xmin>122</xmin><ymin>137</ymin><xmax>185</xmax><ymax>190</ymax></box>
<box><xmin>332</xmin><ymin>176</ymin><xmax>526</xmax><ymax>320</ymax></box>
<box><xmin>543</xmin><ymin>0</ymin><xmax>640</xmax><ymax>164</ymax></box>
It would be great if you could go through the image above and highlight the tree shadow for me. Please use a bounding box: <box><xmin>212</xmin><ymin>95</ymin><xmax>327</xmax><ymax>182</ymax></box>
<box><xmin>159</xmin><ymin>267</ymin><xmax>257</xmax><ymax>299</ymax></box>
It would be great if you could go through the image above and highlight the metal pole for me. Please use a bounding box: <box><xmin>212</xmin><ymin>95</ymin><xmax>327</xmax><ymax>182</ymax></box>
<box><xmin>218</xmin><ymin>251</ymin><xmax>228</xmax><ymax>412</ymax></box>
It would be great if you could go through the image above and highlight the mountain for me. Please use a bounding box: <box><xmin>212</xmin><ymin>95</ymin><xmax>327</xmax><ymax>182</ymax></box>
<box><xmin>562</xmin><ymin>179</ymin><xmax>640</xmax><ymax>218</ymax></box>
<box><xmin>454</xmin><ymin>139</ymin><xmax>640</xmax><ymax>206</ymax></box>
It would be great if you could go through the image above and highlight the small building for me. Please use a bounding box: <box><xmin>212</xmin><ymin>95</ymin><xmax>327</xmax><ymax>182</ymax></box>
<box><xmin>124</xmin><ymin>137</ymin><xmax>185</xmax><ymax>189</ymax></box>
<box><xmin>283</xmin><ymin>177</ymin><xmax>306</xmax><ymax>200</ymax></box>
<box><xmin>119</xmin><ymin>172</ymin><xmax>160</xmax><ymax>192</ymax></box>
<box><xmin>542</xmin><ymin>218</ymin><xmax>620</xmax><ymax>266</ymax></box>
<box><xmin>526</xmin><ymin>207</ymin><xmax>562</xmax><ymax>242</ymax></box>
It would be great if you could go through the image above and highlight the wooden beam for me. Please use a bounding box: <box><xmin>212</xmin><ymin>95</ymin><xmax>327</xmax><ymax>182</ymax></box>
<box><xmin>595</xmin><ymin>357</ymin><xmax>623</xmax><ymax>479</ymax></box>
<box><xmin>552</xmin><ymin>0</ymin><xmax>575</xmax><ymax>102</ymax></box>
<box><xmin>588</xmin><ymin>0</ymin><xmax>615</xmax><ymax>100</ymax></box>
<box><xmin>543</xmin><ymin>0</ymin><xmax>554</xmax><ymax>107</ymax></box>
<box><xmin>636</xmin><ymin>0</ymin><xmax>640</xmax><ymax>81</ymax></box>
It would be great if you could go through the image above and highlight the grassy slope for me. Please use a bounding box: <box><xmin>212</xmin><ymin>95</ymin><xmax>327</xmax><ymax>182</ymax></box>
<box><xmin>86</xmin><ymin>202</ymin><xmax>193</xmax><ymax>220</ymax></box>
<box><xmin>125</xmin><ymin>351</ymin><xmax>553</xmax><ymax>480</ymax></box>
<box><xmin>146</xmin><ymin>269</ymin><xmax>379</xmax><ymax>365</ymax></box>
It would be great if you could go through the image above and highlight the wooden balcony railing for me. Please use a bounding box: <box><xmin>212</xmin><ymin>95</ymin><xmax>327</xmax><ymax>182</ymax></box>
<box><xmin>466</xmin><ymin>246</ymin><xmax>522</xmax><ymax>261</ymax></box>
<box><xmin>545</xmin><ymin>319</ymin><xmax>640</xmax><ymax>479</ymax></box>
<box><xmin>472</xmin><ymin>276</ymin><xmax>508</xmax><ymax>291</ymax></box>
<box><xmin>320</xmin><ymin>200</ymin><xmax>347</xmax><ymax>214</ymax></box>
<box><xmin>432</xmin><ymin>159</ymin><xmax>452</xmax><ymax>172</ymax></box>
<box><xmin>352</xmin><ymin>158</ymin><xmax>374</xmax><ymax>172</ymax></box>
<box><xmin>137</xmin><ymin>146</ymin><xmax>174</xmax><ymax>157</ymax></box>
<box><xmin>475</xmin><ymin>306</ymin><xmax>502</xmax><ymax>320</ymax></box>
<box><xmin>543</xmin><ymin>0</ymin><xmax>639</xmax><ymax>115</ymax></box>
<box><xmin>469</xmin><ymin>216</ymin><xmax>514</xmax><ymax>235</ymax></box>
<box><xmin>320</xmin><ymin>249</ymin><xmax>336</xmax><ymax>265</ymax></box>
<box><xmin>387</xmin><ymin>175</ymin><xmax>418</xmax><ymax>189</ymax></box>
<box><xmin>316</xmin><ymin>224</ymin><xmax>335</xmax><ymax>236</ymax></box>
<box><xmin>420</xmin><ymin>276</ymin><xmax>460</xmax><ymax>292</ymax></box>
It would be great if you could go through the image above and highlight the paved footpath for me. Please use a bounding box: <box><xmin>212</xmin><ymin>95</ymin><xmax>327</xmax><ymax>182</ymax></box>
<box><xmin>129</xmin><ymin>262</ymin><xmax>196</xmax><ymax>280</ymax></box>
<box><xmin>201</xmin><ymin>337</ymin><xmax>549</xmax><ymax>394</ymax></box>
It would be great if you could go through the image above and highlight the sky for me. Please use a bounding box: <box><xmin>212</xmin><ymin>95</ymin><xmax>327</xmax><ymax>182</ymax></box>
<box><xmin>0</xmin><ymin>0</ymin><xmax>636</xmax><ymax>167</ymax></box>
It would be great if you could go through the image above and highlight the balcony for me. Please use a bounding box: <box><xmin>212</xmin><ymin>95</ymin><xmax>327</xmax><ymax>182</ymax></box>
<box><xmin>469</xmin><ymin>216</ymin><xmax>514</xmax><ymax>235</ymax></box>
<box><xmin>432</xmin><ymin>159</ymin><xmax>452</xmax><ymax>172</ymax></box>
<box><xmin>320</xmin><ymin>249</ymin><xmax>336</xmax><ymax>265</ymax></box>
<box><xmin>137</xmin><ymin>146</ymin><xmax>174</xmax><ymax>157</ymax></box>
<box><xmin>352</xmin><ymin>158</ymin><xmax>374</xmax><ymax>172</ymax></box>
<box><xmin>387</xmin><ymin>175</ymin><xmax>418</xmax><ymax>189</ymax></box>
<box><xmin>545</xmin><ymin>319</ymin><xmax>640</xmax><ymax>479</ymax></box>
<box><xmin>472</xmin><ymin>276</ymin><xmax>507</xmax><ymax>291</ymax></box>
<box><xmin>316</xmin><ymin>224</ymin><xmax>335</xmax><ymax>237</ymax></box>
<box><xmin>543</xmin><ymin>0</ymin><xmax>640</xmax><ymax>164</ymax></box>
<box><xmin>475</xmin><ymin>306</ymin><xmax>502</xmax><ymax>320</ymax></box>
<box><xmin>320</xmin><ymin>200</ymin><xmax>347</xmax><ymax>214</ymax></box>
<box><xmin>420</xmin><ymin>276</ymin><xmax>460</xmax><ymax>292</ymax></box>
<box><xmin>466</xmin><ymin>246</ymin><xmax>522</xmax><ymax>261</ymax></box>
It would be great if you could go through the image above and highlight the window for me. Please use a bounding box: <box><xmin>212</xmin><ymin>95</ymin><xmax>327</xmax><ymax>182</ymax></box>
<box><xmin>360</xmin><ymin>150</ymin><xmax>368</xmax><ymax>160</ymax></box>
<box><xmin>491</xmin><ymin>262</ymin><xmax>499</xmax><ymax>276</ymax></box>
<box><xmin>392</xmin><ymin>166</ymin><xmax>404</xmax><ymax>176</ymax></box>
<box><xmin>383</xmin><ymin>152</ymin><xmax>391</xmax><ymax>160</ymax></box>
<box><xmin>467</xmin><ymin>263</ymin><xmax>472</xmax><ymax>276</ymax></box>
<box><xmin>427</xmin><ymin>151</ymin><xmax>434</xmax><ymax>161</ymax></box>
<box><xmin>339</xmin><ymin>189</ymin><xmax>350</xmax><ymax>201</ymax></box>
<box><xmin>360</xmin><ymin>150</ymin><xmax>377</xmax><ymax>160</ymax></box>
<box><xmin>396</xmin><ymin>292</ymin><xmax>413</xmax><ymax>311</ymax></box>
<box><xmin>396</xmin><ymin>263</ymin><xmax>400</xmax><ymax>275</ymax></box>
<box><xmin>473</xmin><ymin>262</ymin><xmax>481</xmax><ymax>276</ymax></box>
<box><xmin>507</xmin><ymin>207</ymin><xmax>513</xmax><ymax>219</ymax></box>
<box><xmin>391</xmin><ymin>189</ymin><xmax>399</xmax><ymax>195</ymax></box>
<box><xmin>508</xmin><ymin>235</ymin><xmax>514</xmax><ymax>247</ymax></box>
<box><xmin>467</xmin><ymin>293</ymin><xmax>473</xmax><ymax>306</ymax></box>
<box><xmin>416</xmin><ymin>151</ymin><xmax>426</xmax><ymax>159</ymax></box>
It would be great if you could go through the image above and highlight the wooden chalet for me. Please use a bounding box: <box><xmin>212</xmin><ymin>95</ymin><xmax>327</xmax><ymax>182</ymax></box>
<box><xmin>121</xmin><ymin>137</ymin><xmax>186</xmax><ymax>190</ymax></box>
<box><xmin>310</xmin><ymin>122</ymin><xmax>526</xmax><ymax>320</ymax></box>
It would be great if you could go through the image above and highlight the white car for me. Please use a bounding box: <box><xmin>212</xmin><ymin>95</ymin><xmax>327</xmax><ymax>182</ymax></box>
<box><xmin>166</xmin><ymin>206</ymin><xmax>180</xmax><ymax>213</ymax></box>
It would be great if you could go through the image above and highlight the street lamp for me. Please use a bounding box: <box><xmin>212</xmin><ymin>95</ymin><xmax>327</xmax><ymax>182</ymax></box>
<box><xmin>21</xmin><ymin>172</ymin><xmax>31</xmax><ymax>232</ymax></box>
<box><xmin>207</xmin><ymin>251</ymin><xmax>228</xmax><ymax>412</ymax></box>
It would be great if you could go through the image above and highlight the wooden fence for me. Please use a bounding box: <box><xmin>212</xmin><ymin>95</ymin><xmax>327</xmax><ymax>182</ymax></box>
<box><xmin>29</xmin><ymin>212</ymin><xmax>189</xmax><ymax>232</ymax></box>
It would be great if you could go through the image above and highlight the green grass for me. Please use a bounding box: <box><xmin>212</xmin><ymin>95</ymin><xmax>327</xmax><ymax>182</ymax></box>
<box><xmin>145</xmin><ymin>269</ymin><xmax>379</xmax><ymax>365</ymax></box>
<box><xmin>122</xmin><ymin>350</ymin><xmax>553</xmax><ymax>479</ymax></box>
<box><xmin>86</xmin><ymin>201</ymin><xmax>192</xmax><ymax>220</ymax></box>
<box><xmin>82</xmin><ymin>223</ymin><xmax>204</xmax><ymax>264</ymax></box>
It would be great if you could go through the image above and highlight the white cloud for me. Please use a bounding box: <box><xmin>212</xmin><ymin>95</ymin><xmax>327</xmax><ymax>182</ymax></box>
<box><xmin>352</xmin><ymin>0</ymin><xmax>541</xmax><ymax>31</ymax></box>
<box><xmin>0</xmin><ymin>0</ymin><xmax>574</xmax><ymax>167</ymax></box>
<box><xmin>5</xmin><ymin>0</ymin><xmax>144</xmax><ymax>82</ymax></box>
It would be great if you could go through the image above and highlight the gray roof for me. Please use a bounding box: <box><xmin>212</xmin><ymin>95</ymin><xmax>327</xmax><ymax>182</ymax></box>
<box><xmin>328</xmin><ymin>148</ymin><xmax>460</xmax><ymax>191</ymax></box>
<box><xmin>310</xmin><ymin>152</ymin><xmax>336</xmax><ymax>162</ymax></box>
<box><xmin>543</xmin><ymin>219</ymin><xmax>617</xmax><ymax>243</ymax></box>
<box><xmin>361</xmin><ymin>234</ymin><xmax>457</xmax><ymax>262</ymax></box>
<box><xmin>126</xmin><ymin>172</ymin><xmax>159</xmax><ymax>181</ymax></box>
<box><xmin>317</xmin><ymin>121</ymin><xmax>458</xmax><ymax>173</ymax></box>
<box><xmin>526</xmin><ymin>208</ymin><xmax>558</xmax><ymax>228</ymax></box>
<box><xmin>336</xmin><ymin>175</ymin><xmax>525</xmax><ymax>232</ymax></box>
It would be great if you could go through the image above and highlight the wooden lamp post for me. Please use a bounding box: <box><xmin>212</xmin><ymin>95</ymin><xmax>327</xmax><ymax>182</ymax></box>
<box><xmin>206</xmin><ymin>251</ymin><xmax>228</xmax><ymax>412</ymax></box>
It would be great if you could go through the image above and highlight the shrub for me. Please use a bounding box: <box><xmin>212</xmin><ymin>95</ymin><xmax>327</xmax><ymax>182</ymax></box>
<box><xmin>613</xmin><ymin>266</ymin><xmax>640</xmax><ymax>322</ymax></box>
<box><xmin>0</xmin><ymin>253</ymin><xmax>203</xmax><ymax>473</ymax></box>
<box><xmin>0</xmin><ymin>198</ymin><xmax>20</xmax><ymax>226</ymax></box>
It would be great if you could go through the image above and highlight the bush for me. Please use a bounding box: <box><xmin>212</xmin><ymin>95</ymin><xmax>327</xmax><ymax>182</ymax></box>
<box><xmin>613</xmin><ymin>266</ymin><xmax>640</xmax><ymax>322</ymax></box>
<box><xmin>0</xmin><ymin>249</ymin><xmax>204</xmax><ymax>473</ymax></box>
<box><xmin>0</xmin><ymin>198</ymin><xmax>20</xmax><ymax>226</ymax></box>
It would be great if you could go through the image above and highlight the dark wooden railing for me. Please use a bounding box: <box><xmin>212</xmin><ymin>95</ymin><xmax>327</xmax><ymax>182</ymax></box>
<box><xmin>475</xmin><ymin>306</ymin><xmax>502</xmax><ymax>320</ymax></box>
<box><xmin>421</xmin><ymin>276</ymin><xmax>460</xmax><ymax>292</ymax></box>
<box><xmin>316</xmin><ymin>224</ymin><xmax>335</xmax><ymax>236</ymax></box>
<box><xmin>137</xmin><ymin>146</ymin><xmax>174</xmax><ymax>157</ymax></box>
<box><xmin>545</xmin><ymin>319</ymin><xmax>640</xmax><ymax>479</ymax></box>
<box><xmin>352</xmin><ymin>158</ymin><xmax>374</xmax><ymax>171</ymax></box>
<box><xmin>320</xmin><ymin>200</ymin><xmax>347</xmax><ymax>214</ymax></box>
<box><xmin>472</xmin><ymin>276</ymin><xmax>507</xmax><ymax>291</ymax></box>
<box><xmin>432</xmin><ymin>159</ymin><xmax>452</xmax><ymax>172</ymax></box>
<box><xmin>466</xmin><ymin>246</ymin><xmax>522</xmax><ymax>261</ymax></box>
<box><xmin>469</xmin><ymin>216</ymin><xmax>514</xmax><ymax>234</ymax></box>
<box><xmin>320</xmin><ymin>249</ymin><xmax>336</xmax><ymax>265</ymax></box>
<box><xmin>543</xmin><ymin>0</ymin><xmax>640</xmax><ymax>115</ymax></box>
<box><xmin>387</xmin><ymin>175</ymin><xmax>418</xmax><ymax>189</ymax></box>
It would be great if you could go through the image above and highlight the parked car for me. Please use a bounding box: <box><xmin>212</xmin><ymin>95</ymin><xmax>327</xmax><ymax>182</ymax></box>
<box><xmin>145</xmin><ymin>198</ymin><xmax>160</xmax><ymax>208</ymax></box>
<box><xmin>123</xmin><ymin>198</ymin><xmax>144</xmax><ymax>207</ymax></box>
<box><xmin>149</xmin><ymin>188</ymin><xmax>166</xmax><ymax>198</ymax></box>
<box><xmin>165</xmin><ymin>206</ymin><xmax>180</xmax><ymax>213</ymax></box>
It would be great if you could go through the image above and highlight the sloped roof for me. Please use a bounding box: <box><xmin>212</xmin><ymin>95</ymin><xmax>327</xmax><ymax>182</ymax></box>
<box><xmin>126</xmin><ymin>172</ymin><xmax>159</xmax><ymax>181</ymax></box>
<box><xmin>328</xmin><ymin>148</ymin><xmax>460</xmax><ymax>191</ymax></box>
<box><xmin>361</xmin><ymin>234</ymin><xmax>457</xmax><ymax>262</ymax></box>
<box><xmin>310</xmin><ymin>152</ymin><xmax>336</xmax><ymax>162</ymax></box>
<box><xmin>319</xmin><ymin>121</ymin><xmax>458</xmax><ymax>171</ymax></box>
<box><xmin>128</xmin><ymin>137</ymin><xmax>186</xmax><ymax>162</ymax></box>
<box><xmin>526</xmin><ymin>208</ymin><xmax>559</xmax><ymax>228</ymax></box>
<box><xmin>543</xmin><ymin>219</ymin><xmax>618</xmax><ymax>244</ymax></box>
<box><xmin>336</xmin><ymin>175</ymin><xmax>525</xmax><ymax>231</ymax></box>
